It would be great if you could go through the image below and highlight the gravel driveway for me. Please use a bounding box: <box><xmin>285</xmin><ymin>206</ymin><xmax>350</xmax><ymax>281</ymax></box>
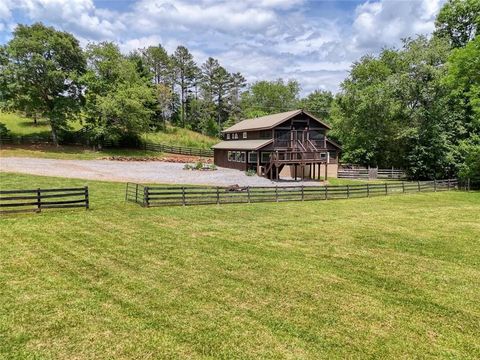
<box><xmin>0</xmin><ymin>157</ymin><xmax>322</xmax><ymax>186</ymax></box>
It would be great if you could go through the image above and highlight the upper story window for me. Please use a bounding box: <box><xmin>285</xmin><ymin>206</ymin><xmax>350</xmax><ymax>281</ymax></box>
<box><xmin>260</xmin><ymin>130</ymin><xmax>272</xmax><ymax>139</ymax></box>
<box><xmin>243</xmin><ymin>132</ymin><xmax>247</xmax><ymax>139</ymax></box>
<box><xmin>226</xmin><ymin>133</ymin><xmax>230</xmax><ymax>140</ymax></box>
<box><xmin>234</xmin><ymin>133</ymin><xmax>239</xmax><ymax>139</ymax></box>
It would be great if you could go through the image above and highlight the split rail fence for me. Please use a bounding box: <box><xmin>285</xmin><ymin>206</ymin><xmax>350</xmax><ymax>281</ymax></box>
<box><xmin>0</xmin><ymin>186</ymin><xmax>89</xmax><ymax>214</ymax></box>
<box><xmin>126</xmin><ymin>179</ymin><xmax>458</xmax><ymax>208</ymax></box>
<box><xmin>144</xmin><ymin>142</ymin><xmax>213</xmax><ymax>157</ymax></box>
<box><xmin>338</xmin><ymin>167</ymin><xmax>406</xmax><ymax>180</ymax></box>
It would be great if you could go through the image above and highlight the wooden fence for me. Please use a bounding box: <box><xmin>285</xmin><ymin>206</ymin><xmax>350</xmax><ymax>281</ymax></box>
<box><xmin>0</xmin><ymin>187</ymin><xmax>89</xmax><ymax>214</ymax></box>
<box><xmin>144</xmin><ymin>142</ymin><xmax>213</xmax><ymax>157</ymax></box>
<box><xmin>126</xmin><ymin>179</ymin><xmax>458</xmax><ymax>207</ymax></box>
<box><xmin>338</xmin><ymin>166</ymin><xmax>406</xmax><ymax>180</ymax></box>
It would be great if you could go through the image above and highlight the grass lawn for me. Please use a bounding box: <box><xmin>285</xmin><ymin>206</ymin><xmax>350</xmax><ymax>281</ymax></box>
<box><xmin>0</xmin><ymin>144</ymin><xmax>163</xmax><ymax>160</ymax></box>
<box><xmin>145</xmin><ymin>125</ymin><xmax>218</xmax><ymax>149</ymax></box>
<box><xmin>1</xmin><ymin>172</ymin><xmax>479</xmax><ymax>359</ymax></box>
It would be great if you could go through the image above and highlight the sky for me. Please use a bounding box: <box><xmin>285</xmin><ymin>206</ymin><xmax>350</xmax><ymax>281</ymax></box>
<box><xmin>0</xmin><ymin>0</ymin><xmax>445</xmax><ymax>94</ymax></box>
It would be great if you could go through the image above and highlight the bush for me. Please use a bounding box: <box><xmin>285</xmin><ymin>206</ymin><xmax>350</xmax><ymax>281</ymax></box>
<box><xmin>195</xmin><ymin>161</ymin><xmax>204</xmax><ymax>170</ymax></box>
<box><xmin>245</xmin><ymin>169</ymin><xmax>256</xmax><ymax>176</ymax></box>
<box><xmin>0</xmin><ymin>122</ymin><xmax>10</xmax><ymax>138</ymax></box>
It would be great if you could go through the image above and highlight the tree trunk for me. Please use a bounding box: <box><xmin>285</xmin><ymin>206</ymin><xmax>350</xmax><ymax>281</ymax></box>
<box><xmin>33</xmin><ymin>113</ymin><xmax>38</xmax><ymax>126</ymax></box>
<box><xmin>51</xmin><ymin>125</ymin><xmax>59</xmax><ymax>146</ymax></box>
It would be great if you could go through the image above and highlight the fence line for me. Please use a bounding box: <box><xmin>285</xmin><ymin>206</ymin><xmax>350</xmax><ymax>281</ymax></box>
<box><xmin>144</xmin><ymin>142</ymin><xmax>213</xmax><ymax>157</ymax></box>
<box><xmin>126</xmin><ymin>179</ymin><xmax>458</xmax><ymax>208</ymax></box>
<box><xmin>0</xmin><ymin>187</ymin><xmax>89</xmax><ymax>214</ymax></box>
<box><xmin>338</xmin><ymin>166</ymin><xmax>406</xmax><ymax>180</ymax></box>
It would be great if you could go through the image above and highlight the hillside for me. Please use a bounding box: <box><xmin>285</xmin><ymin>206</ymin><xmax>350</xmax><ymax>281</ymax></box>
<box><xmin>0</xmin><ymin>112</ymin><xmax>218</xmax><ymax>150</ymax></box>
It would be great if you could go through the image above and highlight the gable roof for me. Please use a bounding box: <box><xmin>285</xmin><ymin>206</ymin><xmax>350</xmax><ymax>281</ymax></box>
<box><xmin>222</xmin><ymin>109</ymin><xmax>331</xmax><ymax>133</ymax></box>
<box><xmin>212</xmin><ymin>139</ymin><xmax>273</xmax><ymax>150</ymax></box>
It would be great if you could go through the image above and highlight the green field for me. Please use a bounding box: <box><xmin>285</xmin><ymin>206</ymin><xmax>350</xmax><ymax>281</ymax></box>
<box><xmin>1</xmin><ymin>172</ymin><xmax>479</xmax><ymax>358</ymax></box>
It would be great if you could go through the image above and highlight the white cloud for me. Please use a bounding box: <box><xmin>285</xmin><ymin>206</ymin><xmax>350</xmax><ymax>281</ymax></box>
<box><xmin>0</xmin><ymin>0</ymin><xmax>445</xmax><ymax>94</ymax></box>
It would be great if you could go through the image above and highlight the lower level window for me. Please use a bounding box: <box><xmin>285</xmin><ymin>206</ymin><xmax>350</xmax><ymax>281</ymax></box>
<box><xmin>228</xmin><ymin>151</ymin><xmax>246</xmax><ymax>162</ymax></box>
<box><xmin>248</xmin><ymin>152</ymin><xmax>258</xmax><ymax>163</ymax></box>
<box><xmin>261</xmin><ymin>152</ymin><xmax>271</xmax><ymax>163</ymax></box>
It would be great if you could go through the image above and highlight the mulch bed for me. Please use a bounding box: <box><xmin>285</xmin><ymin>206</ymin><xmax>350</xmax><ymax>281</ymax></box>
<box><xmin>103</xmin><ymin>154</ymin><xmax>213</xmax><ymax>163</ymax></box>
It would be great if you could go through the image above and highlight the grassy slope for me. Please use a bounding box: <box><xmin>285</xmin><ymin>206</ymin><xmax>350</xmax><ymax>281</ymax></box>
<box><xmin>0</xmin><ymin>145</ymin><xmax>163</xmax><ymax>160</ymax></box>
<box><xmin>1</xmin><ymin>112</ymin><xmax>217</xmax><ymax>147</ymax></box>
<box><xmin>0</xmin><ymin>172</ymin><xmax>479</xmax><ymax>359</ymax></box>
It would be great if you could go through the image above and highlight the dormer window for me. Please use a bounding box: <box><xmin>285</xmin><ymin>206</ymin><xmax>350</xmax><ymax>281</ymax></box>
<box><xmin>243</xmin><ymin>132</ymin><xmax>247</xmax><ymax>139</ymax></box>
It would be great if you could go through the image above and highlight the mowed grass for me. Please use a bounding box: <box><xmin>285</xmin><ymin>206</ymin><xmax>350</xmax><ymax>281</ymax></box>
<box><xmin>0</xmin><ymin>172</ymin><xmax>479</xmax><ymax>359</ymax></box>
<box><xmin>0</xmin><ymin>144</ymin><xmax>163</xmax><ymax>160</ymax></box>
<box><xmin>0</xmin><ymin>112</ymin><xmax>81</xmax><ymax>137</ymax></box>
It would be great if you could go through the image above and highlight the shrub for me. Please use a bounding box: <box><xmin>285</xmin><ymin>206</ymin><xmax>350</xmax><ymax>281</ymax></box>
<box><xmin>195</xmin><ymin>161</ymin><xmax>204</xmax><ymax>170</ymax></box>
<box><xmin>245</xmin><ymin>169</ymin><xmax>256</xmax><ymax>176</ymax></box>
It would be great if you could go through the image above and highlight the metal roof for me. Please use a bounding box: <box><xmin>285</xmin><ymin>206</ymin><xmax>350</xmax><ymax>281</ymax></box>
<box><xmin>211</xmin><ymin>139</ymin><xmax>273</xmax><ymax>150</ymax></box>
<box><xmin>222</xmin><ymin>109</ymin><xmax>331</xmax><ymax>133</ymax></box>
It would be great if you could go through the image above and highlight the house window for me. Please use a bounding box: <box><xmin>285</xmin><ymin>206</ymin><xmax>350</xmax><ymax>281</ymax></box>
<box><xmin>320</xmin><ymin>152</ymin><xmax>327</xmax><ymax>159</ymax></box>
<box><xmin>260</xmin><ymin>130</ymin><xmax>271</xmax><ymax>139</ymax></box>
<box><xmin>233</xmin><ymin>133</ymin><xmax>238</xmax><ymax>140</ymax></box>
<box><xmin>261</xmin><ymin>152</ymin><xmax>271</xmax><ymax>163</ymax></box>
<box><xmin>248</xmin><ymin>152</ymin><xmax>258</xmax><ymax>164</ymax></box>
<box><xmin>236</xmin><ymin>151</ymin><xmax>246</xmax><ymax>162</ymax></box>
<box><xmin>228</xmin><ymin>151</ymin><xmax>235</xmax><ymax>161</ymax></box>
<box><xmin>226</xmin><ymin>133</ymin><xmax>230</xmax><ymax>140</ymax></box>
<box><xmin>243</xmin><ymin>132</ymin><xmax>247</xmax><ymax>139</ymax></box>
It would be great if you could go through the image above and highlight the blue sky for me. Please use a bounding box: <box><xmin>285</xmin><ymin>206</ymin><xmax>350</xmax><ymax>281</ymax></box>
<box><xmin>0</xmin><ymin>0</ymin><xmax>444</xmax><ymax>94</ymax></box>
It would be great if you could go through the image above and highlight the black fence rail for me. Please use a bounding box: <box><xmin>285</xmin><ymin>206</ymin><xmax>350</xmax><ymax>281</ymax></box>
<box><xmin>0</xmin><ymin>134</ymin><xmax>51</xmax><ymax>145</ymax></box>
<box><xmin>125</xmin><ymin>183</ymin><xmax>147</xmax><ymax>205</ymax></box>
<box><xmin>338</xmin><ymin>166</ymin><xmax>406</xmax><ymax>180</ymax></box>
<box><xmin>144</xmin><ymin>142</ymin><xmax>213</xmax><ymax>157</ymax></box>
<box><xmin>126</xmin><ymin>179</ymin><xmax>458</xmax><ymax>207</ymax></box>
<box><xmin>0</xmin><ymin>187</ymin><xmax>89</xmax><ymax>214</ymax></box>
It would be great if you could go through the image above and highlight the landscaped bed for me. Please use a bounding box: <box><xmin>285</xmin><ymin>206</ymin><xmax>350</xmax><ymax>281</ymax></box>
<box><xmin>0</xmin><ymin>172</ymin><xmax>479</xmax><ymax>358</ymax></box>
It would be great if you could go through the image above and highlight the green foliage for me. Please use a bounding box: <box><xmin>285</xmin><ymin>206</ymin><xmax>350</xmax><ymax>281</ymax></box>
<box><xmin>2</xmin><ymin>23</ymin><xmax>86</xmax><ymax>144</ymax></box>
<box><xmin>434</xmin><ymin>0</ymin><xmax>480</xmax><ymax>48</ymax></box>
<box><xmin>299</xmin><ymin>90</ymin><xmax>334</xmax><ymax>121</ymax></box>
<box><xmin>241</xmin><ymin>79</ymin><xmax>300</xmax><ymax>117</ymax></box>
<box><xmin>82</xmin><ymin>42</ymin><xmax>155</xmax><ymax>146</ymax></box>
<box><xmin>0</xmin><ymin>122</ymin><xmax>9</xmax><ymax>137</ymax></box>
<box><xmin>245</xmin><ymin>169</ymin><xmax>257</xmax><ymax>176</ymax></box>
<box><xmin>457</xmin><ymin>135</ymin><xmax>480</xmax><ymax>179</ymax></box>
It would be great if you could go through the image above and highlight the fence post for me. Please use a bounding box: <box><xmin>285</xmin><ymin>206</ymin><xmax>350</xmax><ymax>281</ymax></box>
<box><xmin>325</xmin><ymin>185</ymin><xmax>328</xmax><ymax>200</ymax></box>
<box><xmin>216</xmin><ymin>186</ymin><xmax>220</xmax><ymax>205</ymax></box>
<box><xmin>467</xmin><ymin>178</ymin><xmax>471</xmax><ymax>192</ymax></box>
<box><xmin>247</xmin><ymin>186</ymin><xmax>251</xmax><ymax>203</ymax></box>
<box><xmin>367</xmin><ymin>183</ymin><xmax>370</xmax><ymax>197</ymax></box>
<box><xmin>402</xmin><ymin>181</ymin><xmax>405</xmax><ymax>193</ymax></box>
<box><xmin>85</xmin><ymin>186</ymin><xmax>89</xmax><ymax>210</ymax></box>
<box><xmin>125</xmin><ymin>183</ymin><xmax>129</xmax><ymax>202</ymax></box>
<box><xmin>135</xmin><ymin>184</ymin><xmax>139</xmax><ymax>203</ymax></box>
<box><xmin>182</xmin><ymin>187</ymin><xmax>186</xmax><ymax>206</ymax></box>
<box><xmin>143</xmin><ymin>186</ymin><xmax>149</xmax><ymax>207</ymax></box>
<box><xmin>417</xmin><ymin>181</ymin><xmax>421</xmax><ymax>192</ymax></box>
<box><xmin>385</xmin><ymin>183</ymin><xmax>388</xmax><ymax>195</ymax></box>
<box><xmin>301</xmin><ymin>185</ymin><xmax>304</xmax><ymax>201</ymax></box>
<box><xmin>347</xmin><ymin>185</ymin><xmax>350</xmax><ymax>198</ymax></box>
<box><xmin>434</xmin><ymin>179</ymin><xmax>437</xmax><ymax>192</ymax></box>
<box><xmin>275</xmin><ymin>185</ymin><xmax>278</xmax><ymax>202</ymax></box>
<box><xmin>447</xmin><ymin>179</ymin><xmax>450</xmax><ymax>191</ymax></box>
<box><xmin>36</xmin><ymin>188</ymin><xmax>41</xmax><ymax>213</ymax></box>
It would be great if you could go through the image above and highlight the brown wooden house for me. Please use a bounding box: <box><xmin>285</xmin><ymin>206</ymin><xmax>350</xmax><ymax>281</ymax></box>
<box><xmin>212</xmin><ymin>109</ymin><xmax>341</xmax><ymax>180</ymax></box>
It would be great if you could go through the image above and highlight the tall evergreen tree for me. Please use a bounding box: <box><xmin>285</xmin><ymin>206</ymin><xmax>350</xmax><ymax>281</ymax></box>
<box><xmin>172</xmin><ymin>46</ymin><xmax>197</xmax><ymax>127</ymax></box>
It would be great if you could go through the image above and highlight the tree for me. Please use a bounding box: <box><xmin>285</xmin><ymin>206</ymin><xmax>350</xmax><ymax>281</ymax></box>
<box><xmin>155</xmin><ymin>83</ymin><xmax>173</xmax><ymax>130</ymax></box>
<box><xmin>3</xmin><ymin>23</ymin><xmax>85</xmax><ymax>145</ymax></box>
<box><xmin>172</xmin><ymin>46</ymin><xmax>197</xmax><ymax>127</ymax></box>
<box><xmin>141</xmin><ymin>45</ymin><xmax>171</xmax><ymax>85</ymax></box>
<box><xmin>226</xmin><ymin>72</ymin><xmax>247</xmax><ymax>125</ymax></box>
<box><xmin>82</xmin><ymin>42</ymin><xmax>155</xmax><ymax>146</ymax></box>
<box><xmin>241</xmin><ymin>79</ymin><xmax>300</xmax><ymax>118</ymax></box>
<box><xmin>435</xmin><ymin>0</ymin><xmax>480</xmax><ymax>48</ymax></box>
<box><xmin>299</xmin><ymin>90</ymin><xmax>334</xmax><ymax>121</ymax></box>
